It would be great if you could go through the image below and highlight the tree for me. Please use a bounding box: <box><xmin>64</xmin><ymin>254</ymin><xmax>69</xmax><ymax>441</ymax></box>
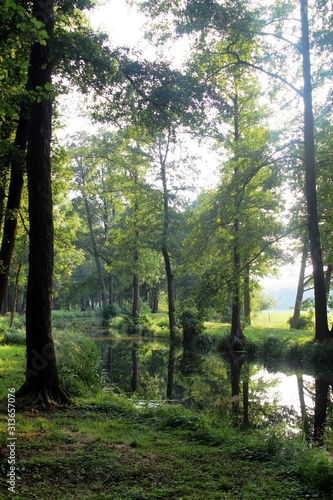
<box><xmin>299</xmin><ymin>0</ymin><xmax>329</xmax><ymax>340</ymax></box>
<box><xmin>140</xmin><ymin>0</ymin><xmax>332</xmax><ymax>342</ymax></box>
<box><xmin>16</xmin><ymin>0</ymin><xmax>69</xmax><ymax>405</ymax></box>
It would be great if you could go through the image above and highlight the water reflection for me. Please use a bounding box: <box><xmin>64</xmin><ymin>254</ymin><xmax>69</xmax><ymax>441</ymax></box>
<box><xmin>97</xmin><ymin>336</ymin><xmax>332</xmax><ymax>438</ymax></box>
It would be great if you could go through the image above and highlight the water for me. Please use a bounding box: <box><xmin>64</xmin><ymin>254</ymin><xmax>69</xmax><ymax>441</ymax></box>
<box><xmin>96</xmin><ymin>336</ymin><xmax>320</xmax><ymax>432</ymax></box>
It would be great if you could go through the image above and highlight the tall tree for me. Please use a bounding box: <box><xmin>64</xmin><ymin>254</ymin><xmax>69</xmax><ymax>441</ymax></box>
<box><xmin>141</xmin><ymin>0</ymin><xmax>332</xmax><ymax>341</ymax></box>
<box><xmin>16</xmin><ymin>0</ymin><xmax>69</xmax><ymax>405</ymax></box>
<box><xmin>299</xmin><ymin>0</ymin><xmax>329</xmax><ymax>340</ymax></box>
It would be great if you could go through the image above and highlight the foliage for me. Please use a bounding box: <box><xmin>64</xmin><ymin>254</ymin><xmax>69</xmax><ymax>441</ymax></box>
<box><xmin>54</xmin><ymin>330</ymin><xmax>109</xmax><ymax>396</ymax></box>
<box><xmin>2</xmin><ymin>329</ymin><xmax>25</xmax><ymax>345</ymax></box>
<box><xmin>101</xmin><ymin>302</ymin><xmax>121</xmax><ymax>326</ymax></box>
<box><xmin>119</xmin><ymin>311</ymin><xmax>155</xmax><ymax>336</ymax></box>
<box><xmin>288</xmin><ymin>311</ymin><xmax>314</xmax><ymax>331</ymax></box>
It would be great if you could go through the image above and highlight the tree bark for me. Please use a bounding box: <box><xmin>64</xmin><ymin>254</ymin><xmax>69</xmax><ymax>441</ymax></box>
<box><xmin>159</xmin><ymin>134</ymin><xmax>177</xmax><ymax>399</ymax></box>
<box><xmin>163</xmin><ymin>246</ymin><xmax>177</xmax><ymax>399</ymax></box>
<box><xmin>0</xmin><ymin>105</ymin><xmax>28</xmax><ymax>310</ymax></box>
<box><xmin>300</xmin><ymin>0</ymin><xmax>330</xmax><ymax>341</ymax></box>
<box><xmin>290</xmin><ymin>239</ymin><xmax>308</xmax><ymax>329</ymax></box>
<box><xmin>243</xmin><ymin>264</ymin><xmax>251</xmax><ymax>325</ymax></box>
<box><xmin>84</xmin><ymin>196</ymin><xmax>108</xmax><ymax>306</ymax></box>
<box><xmin>325</xmin><ymin>264</ymin><xmax>332</xmax><ymax>296</ymax></box>
<box><xmin>16</xmin><ymin>0</ymin><xmax>69</xmax><ymax>406</ymax></box>
<box><xmin>230</xmin><ymin>217</ymin><xmax>244</xmax><ymax>342</ymax></box>
<box><xmin>229</xmin><ymin>94</ymin><xmax>245</xmax><ymax>346</ymax></box>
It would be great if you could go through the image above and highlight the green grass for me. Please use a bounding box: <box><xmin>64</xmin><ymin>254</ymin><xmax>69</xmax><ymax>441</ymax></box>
<box><xmin>1</xmin><ymin>389</ymin><xmax>333</xmax><ymax>499</ymax></box>
<box><xmin>1</xmin><ymin>320</ymin><xmax>333</xmax><ymax>499</ymax></box>
<box><xmin>252</xmin><ymin>310</ymin><xmax>293</xmax><ymax>328</ymax></box>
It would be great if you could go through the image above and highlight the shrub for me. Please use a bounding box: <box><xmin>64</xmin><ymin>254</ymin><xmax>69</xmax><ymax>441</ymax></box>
<box><xmin>288</xmin><ymin>311</ymin><xmax>314</xmax><ymax>330</ymax></box>
<box><xmin>119</xmin><ymin>312</ymin><xmax>154</xmax><ymax>336</ymax></box>
<box><xmin>101</xmin><ymin>303</ymin><xmax>121</xmax><ymax>326</ymax></box>
<box><xmin>180</xmin><ymin>309</ymin><xmax>205</xmax><ymax>347</ymax></box>
<box><xmin>2</xmin><ymin>330</ymin><xmax>26</xmax><ymax>345</ymax></box>
<box><xmin>294</xmin><ymin>445</ymin><xmax>333</xmax><ymax>492</ymax></box>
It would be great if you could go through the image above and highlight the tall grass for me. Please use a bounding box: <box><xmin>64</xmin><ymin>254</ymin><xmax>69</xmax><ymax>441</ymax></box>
<box><xmin>54</xmin><ymin>330</ymin><xmax>109</xmax><ymax>396</ymax></box>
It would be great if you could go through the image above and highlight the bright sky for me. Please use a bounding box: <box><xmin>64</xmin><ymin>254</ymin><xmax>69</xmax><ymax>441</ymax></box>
<box><xmin>89</xmin><ymin>0</ymin><xmax>146</xmax><ymax>48</ymax></box>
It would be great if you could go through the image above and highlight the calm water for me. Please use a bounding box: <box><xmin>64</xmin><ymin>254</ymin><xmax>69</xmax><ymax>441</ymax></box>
<box><xmin>97</xmin><ymin>336</ymin><xmax>318</xmax><ymax>431</ymax></box>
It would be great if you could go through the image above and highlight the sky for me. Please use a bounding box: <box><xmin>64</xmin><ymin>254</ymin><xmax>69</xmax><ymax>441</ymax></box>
<box><xmin>64</xmin><ymin>0</ymin><xmax>304</xmax><ymax>307</ymax></box>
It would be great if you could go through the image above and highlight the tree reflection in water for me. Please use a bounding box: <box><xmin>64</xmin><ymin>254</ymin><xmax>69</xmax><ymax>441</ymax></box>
<box><xmin>97</xmin><ymin>337</ymin><xmax>333</xmax><ymax>441</ymax></box>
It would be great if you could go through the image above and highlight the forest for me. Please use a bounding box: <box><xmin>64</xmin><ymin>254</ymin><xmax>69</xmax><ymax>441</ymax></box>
<box><xmin>1</xmin><ymin>0</ymin><xmax>333</xmax><ymax>499</ymax></box>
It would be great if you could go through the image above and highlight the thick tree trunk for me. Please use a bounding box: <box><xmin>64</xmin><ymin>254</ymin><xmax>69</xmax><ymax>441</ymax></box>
<box><xmin>16</xmin><ymin>0</ymin><xmax>69</xmax><ymax>406</ymax></box>
<box><xmin>0</xmin><ymin>105</ymin><xmax>28</xmax><ymax>310</ymax></box>
<box><xmin>290</xmin><ymin>239</ymin><xmax>308</xmax><ymax>329</ymax></box>
<box><xmin>300</xmin><ymin>0</ymin><xmax>330</xmax><ymax>341</ymax></box>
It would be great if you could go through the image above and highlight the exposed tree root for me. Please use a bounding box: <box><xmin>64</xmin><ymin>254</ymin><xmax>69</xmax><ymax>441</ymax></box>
<box><xmin>15</xmin><ymin>382</ymin><xmax>72</xmax><ymax>410</ymax></box>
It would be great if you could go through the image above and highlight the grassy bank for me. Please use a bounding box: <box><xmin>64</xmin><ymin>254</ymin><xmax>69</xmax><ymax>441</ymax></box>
<box><xmin>1</xmin><ymin>397</ymin><xmax>333</xmax><ymax>499</ymax></box>
<box><xmin>1</xmin><ymin>313</ymin><xmax>333</xmax><ymax>499</ymax></box>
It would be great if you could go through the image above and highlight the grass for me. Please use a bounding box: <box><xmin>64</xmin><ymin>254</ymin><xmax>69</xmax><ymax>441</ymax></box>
<box><xmin>1</xmin><ymin>389</ymin><xmax>333</xmax><ymax>499</ymax></box>
<box><xmin>252</xmin><ymin>310</ymin><xmax>293</xmax><ymax>328</ymax></box>
<box><xmin>1</xmin><ymin>313</ymin><xmax>333</xmax><ymax>499</ymax></box>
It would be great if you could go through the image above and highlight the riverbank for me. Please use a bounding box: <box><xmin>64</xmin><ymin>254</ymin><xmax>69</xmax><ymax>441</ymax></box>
<box><xmin>0</xmin><ymin>385</ymin><xmax>333</xmax><ymax>499</ymax></box>
<box><xmin>1</xmin><ymin>311</ymin><xmax>333</xmax><ymax>498</ymax></box>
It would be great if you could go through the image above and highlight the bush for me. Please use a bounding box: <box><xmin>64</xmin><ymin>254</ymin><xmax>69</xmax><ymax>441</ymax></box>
<box><xmin>2</xmin><ymin>330</ymin><xmax>26</xmax><ymax>345</ymax></box>
<box><xmin>180</xmin><ymin>309</ymin><xmax>205</xmax><ymax>347</ymax></box>
<box><xmin>119</xmin><ymin>312</ymin><xmax>154</xmax><ymax>336</ymax></box>
<box><xmin>288</xmin><ymin>311</ymin><xmax>314</xmax><ymax>330</ymax></box>
<box><xmin>294</xmin><ymin>444</ymin><xmax>333</xmax><ymax>493</ymax></box>
<box><xmin>54</xmin><ymin>330</ymin><xmax>109</xmax><ymax>396</ymax></box>
<box><xmin>101</xmin><ymin>303</ymin><xmax>121</xmax><ymax>326</ymax></box>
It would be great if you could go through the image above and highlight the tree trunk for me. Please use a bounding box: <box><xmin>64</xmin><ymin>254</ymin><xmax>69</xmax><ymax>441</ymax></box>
<box><xmin>290</xmin><ymin>239</ymin><xmax>308</xmax><ymax>329</ymax></box>
<box><xmin>325</xmin><ymin>264</ymin><xmax>332</xmax><ymax>296</ymax></box>
<box><xmin>84</xmin><ymin>197</ymin><xmax>108</xmax><ymax>306</ymax></box>
<box><xmin>159</xmin><ymin>133</ymin><xmax>177</xmax><ymax>399</ymax></box>
<box><xmin>229</xmin><ymin>352</ymin><xmax>245</xmax><ymax>417</ymax></box>
<box><xmin>300</xmin><ymin>0</ymin><xmax>330</xmax><ymax>341</ymax></box>
<box><xmin>108</xmin><ymin>274</ymin><xmax>115</xmax><ymax>304</ymax></box>
<box><xmin>0</xmin><ymin>105</ymin><xmax>28</xmax><ymax>310</ymax></box>
<box><xmin>132</xmin><ymin>197</ymin><xmax>140</xmax><ymax>332</ymax></box>
<box><xmin>132</xmin><ymin>272</ymin><xmax>140</xmax><ymax>330</ymax></box>
<box><xmin>229</xmin><ymin>94</ymin><xmax>245</xmax><ymax>347</ymax></box>
<box><xmin>9</xmin><ymin>262</ymin><xmax>22</xmax><ymax>329</ymax></box>
<box><xmin>313</xmin><ymin>378</ymin><xmax>329</xmax><ymax>444</ymax></box>
<box><xmin>297</xmin><ymin>375</ymin><xmax>311</xmax><ymax>440</ymax></box>
<box><xmin>243</xmin><ymin>264</ymin><xmax>251</xmax><ymax>325</ymax></box>
<box><xmin>16</xmin><ymin>0</ymin><xmax>69</xmax><ymax>406</ymax></box>
<box><xmin>163</xmin><ymin>246</ymin><xmax>177</xmax><ymax>399</ymax></box>
<box><xmin>0</xmin><ymin>183</ymin><xmax>7</xmax><ymax>233</ymax></box>
<box><xmin>131</xmin><ymin>341</ymin><xmax>139</xmax><ymax>393</ymax></box>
